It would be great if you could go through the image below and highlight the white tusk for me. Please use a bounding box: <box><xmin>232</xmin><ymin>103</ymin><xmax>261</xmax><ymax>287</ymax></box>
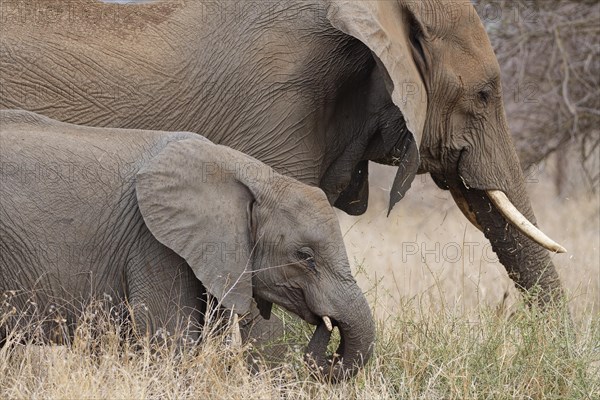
<box><xmin>486</xmin><ymin>190</ymin><xmax>567</xmax><ymax>253</ymax></box>
<box><xmin>322</xmin><ymin>316</ymin><xmax>333</xmax><ymax>332</ymax></box>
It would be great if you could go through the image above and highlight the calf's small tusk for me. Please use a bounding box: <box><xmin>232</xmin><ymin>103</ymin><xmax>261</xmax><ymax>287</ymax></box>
<box><xmin>486</xmin><ymin>190</ymin><xmax>567</xmax><ymax>253</ymax></box>
<box><xmin>322</xmin><ymin>316</ymin><xmax>333</xmax><ymax>332</ymax></box>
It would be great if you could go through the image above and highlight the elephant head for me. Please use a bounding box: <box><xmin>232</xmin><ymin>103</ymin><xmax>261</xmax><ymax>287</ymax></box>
<box><xmin>135</xmin><ymin>138</ymin><xmax>374</xmax><ymax>380</ymax></box>
<box><xmin>326</xmin><ymin>0</ymin><xmax>566</xmax><ymax>304</ymax></box>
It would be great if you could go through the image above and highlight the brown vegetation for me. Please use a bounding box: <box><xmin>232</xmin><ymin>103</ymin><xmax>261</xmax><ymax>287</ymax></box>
<box><xmin>474</xmin><ymin>0</ymin><xmax>600</xmax><ymax>194</ymax></box>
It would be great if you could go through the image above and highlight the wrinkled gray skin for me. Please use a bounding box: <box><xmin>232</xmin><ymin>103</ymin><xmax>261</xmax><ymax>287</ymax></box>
<box><xmin>0</xmin><ymin>110</ymin><xmax>374</xmax><ymax>381</ymax></box>
<box><xmin>0</xmin><ymin>1</ymin><xmax>564</xmax><ymax>324</ymax></box>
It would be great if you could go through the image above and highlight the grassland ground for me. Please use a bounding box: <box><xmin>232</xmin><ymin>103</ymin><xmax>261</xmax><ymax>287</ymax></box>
<box><xmin>1</xmin><ymin>295</ymin><xmax>597</xmax><ymax>399</ymax></box>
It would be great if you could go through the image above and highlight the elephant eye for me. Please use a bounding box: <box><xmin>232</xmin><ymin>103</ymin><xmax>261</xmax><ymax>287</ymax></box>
<box><xmin>296</xmin><ymin>248</ymin><xmax>316</xmax><ymax>271</ymax></box>
<box><xmin>477</xmin><ymin>88</ymin><xmax>492</xmax><ymax>105</ymax></box>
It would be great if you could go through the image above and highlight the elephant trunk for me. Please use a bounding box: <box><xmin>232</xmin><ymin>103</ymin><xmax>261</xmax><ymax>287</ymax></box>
<box><xmin>456</xmin><ymin>182</ymin><xmax>565</xmax><ymax>306</ymax></box>
<box><xmin>304</xmin><ymin>289</ymin><xmax>375</xmax><ymax>382</ymax></box>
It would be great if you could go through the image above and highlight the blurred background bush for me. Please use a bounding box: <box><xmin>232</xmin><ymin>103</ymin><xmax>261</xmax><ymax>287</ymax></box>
<box><xmin>474</xmin><ymin>0</ymin><xmax>599</xmax><ymax>195</ymax></box>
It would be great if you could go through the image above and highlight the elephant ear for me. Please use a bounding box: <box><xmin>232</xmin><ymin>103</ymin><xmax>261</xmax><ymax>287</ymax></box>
<box><xmin>327</xmin><ymin>0</ymin><xmax>427</xmax><ymax>144</ymax></box>
<box><xmin>135</xmin><ymin>138</ymin><xmax>254</xmax><ymax>314</ymax></box>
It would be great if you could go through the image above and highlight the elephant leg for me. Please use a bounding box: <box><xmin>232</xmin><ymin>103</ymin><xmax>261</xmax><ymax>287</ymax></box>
<box><xmin>240</xmin><ymin>307</ymin><xmax>292</xmax><ymax>371</ymax></box>
<box><xmin>126</xmin><ymin>253</ymin><xmax>206</xmax><ymax>345</ymax></box>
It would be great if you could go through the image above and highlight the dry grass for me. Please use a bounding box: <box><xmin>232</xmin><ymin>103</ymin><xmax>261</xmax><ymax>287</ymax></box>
<box><xmin>1</xmin><ymin>292</ymin><xmax>598</xmax><ymax>399</ymax></box>
<box><xmin>2</xmin><ymin>160</ymin><xmax>599</xmax><ymax>399</ymax></box>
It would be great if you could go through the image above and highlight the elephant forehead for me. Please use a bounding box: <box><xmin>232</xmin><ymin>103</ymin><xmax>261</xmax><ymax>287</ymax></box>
<box><xmin>438</xmin><ymin>8</ymin><xmax>495</xmax><ymax>61</ymax></box>
<box><xmin>275</xmin><ymin>185</ymin><xmax>336</xmax><ymax>225</ymax></box>
<box><xmin>415</xmin><ymin>1</ymin><xmax>492</xmax><ymax>52</ymax></box>
<box><xmin>416</xmin><ymin>0</ymin><xmax>481</xmax><ymax>34</ymax></box>
<box><xmin>291</xmin><ymin>186</ymin><xmax>331</xmax><ymax>211</ymax></box>
<box><xmin>440</xmin><ymin>45</ymin><xmax>499</xmax><ymax>87</ymax></box>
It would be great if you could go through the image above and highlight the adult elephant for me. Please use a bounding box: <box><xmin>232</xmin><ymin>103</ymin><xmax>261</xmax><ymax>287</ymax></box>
<box><xmin>0</xmin><ymin>0</ymin><xmax>566</xmax><ymax>305</ymax></box>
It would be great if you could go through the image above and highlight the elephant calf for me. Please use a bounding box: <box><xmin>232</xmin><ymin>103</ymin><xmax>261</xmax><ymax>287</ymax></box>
<box><xmin>0</xmin><ymin>110</ymin><xmax>374</xmax><ymax>380</ymax></box>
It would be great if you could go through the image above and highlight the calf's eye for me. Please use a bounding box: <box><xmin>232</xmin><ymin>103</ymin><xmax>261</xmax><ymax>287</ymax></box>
<box><xmin>296</xmin><ymin>248</ymin><xmax>316</xmax><ymax>271</ymax></box>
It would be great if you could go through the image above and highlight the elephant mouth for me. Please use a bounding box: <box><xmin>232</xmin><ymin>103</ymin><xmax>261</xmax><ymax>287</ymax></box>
<box><xmin>303</xmin><ymin>310</ymin><xmax>321</xmax><ymax>326</ymax></box>
<box><xmin>304</xmin><ymin>317</ymin><xmax>344</xmax><ymax>380</ymax></box>
<box><xmin>431</xmin><ymin>172</ymin><xmax>566</xmax><ymax>254</ymax></box>
<box><xmin>266</xmin><ymin>285</ymin><xmax>375</xmax><ymax>381</ymax></box>
<box><xmin>304</xmin><ymin>312</ymin><xmax>374</xmax><ymax>382</ymax></box>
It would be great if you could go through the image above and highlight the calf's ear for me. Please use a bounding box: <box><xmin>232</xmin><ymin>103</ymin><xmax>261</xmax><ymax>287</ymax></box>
<box><xmin>135</xmin><ymin>138</ymin><xmax>255</xmax><ymax>314</ymax></box>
